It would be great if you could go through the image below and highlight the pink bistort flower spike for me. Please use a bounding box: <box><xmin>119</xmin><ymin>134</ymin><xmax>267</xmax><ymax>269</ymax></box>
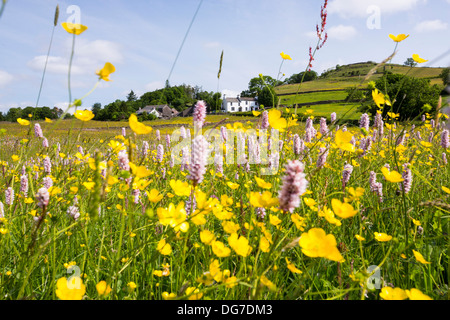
<box><xmin>278</xmin><ymin>160</ymin><xmax>309</xmax><ymax>214</ymax></box>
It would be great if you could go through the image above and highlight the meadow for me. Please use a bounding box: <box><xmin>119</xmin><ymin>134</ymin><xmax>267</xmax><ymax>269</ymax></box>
<box><xmin>1</xmin><ymin>0</ymin><xmax>449</xmax><ymax>302</ymax></box>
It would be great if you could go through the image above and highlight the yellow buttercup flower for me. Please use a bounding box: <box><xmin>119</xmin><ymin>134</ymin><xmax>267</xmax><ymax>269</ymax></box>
<box><xmin>268</xmin><ymin>109</ymin><xmax>287</xmax><ymax>132</ymax></box>
<box><xmin>442</xmin><ymin>186</ymin><xmax>450</xmax><ymax>194</ymax></box>
<box><xmin>389</xmin><ymin>33</ymin><xmax>409</xmax><ymax>42</ymax></box>
<box><xmin>405</xmin><ymin>288</ymin><xmax>432</xmax><ymax>300</ymax></box>
<box><xmin>299</xmin><ymin>228</ymin><xmax>345</xmax><ymax>262</ymax></box>
<box><xmin>335</xmin><ymin>130</ymin><xmax>355</xmax><ymax>152</ymax></box>
<box><xmin>146</xmin><ymin>189</ymin><xmax>163</xmax><ymax>203</ymax></box>
<box><xmin>412</xmin><ymin>54</ymin><xmax>428</xmax><ymax>64</ymax></box>
<box><xmin>381</xmin><ymin>167</ymin><xmax>404</xmax><ymax>183</ymax></box>
<box><xmin>331</xmin><ymin>199</ymin><xmax>358</xmax><ymax>219</ymax></box>
<box><xmin>45</xmin><ymin>117</ymin><xmax>53</xmax><ymax>123</ymax></box>
<box><xmin>412</xmin><ymin>250</ymin><xmax>431</xmax><ymax>264</ymax></box>
<box><xmin>372</xmin><ymin>88</ymin><xmax>391</xmax><ymax>109</ymax></box>
<box><xmin>74</xmin><ymin>110</ymin><xmax>95</xmax><ymax>122</ymax></box>
<box><xmin>96</xmin><ymin>62</ymin><xmax>116</xmax><ymax>81</ymax></box>
<box><xmin>129</xmin><ymin>114</ymin><xmax>152</xmax><ymax>135</ymax></box>
<box><xmin>374</xmin><ymin>232</ymin><xmax>392</xmax><ymax>242</ymax></box>
<box><xmin>228</xmin><ymin>233</ymin><xmax>252</xmax><ymax>257</ymax></box>
<box><xmin>255</xmin><ymin>176</ymin><xmax>272</xmax><ymax>189</ymax></box>
<box><xmin>226</xmin><ymin>181</ymin><xmax>240</xmax><ymax>190</ymax></box>
<box><xmin>285</xmin><ymin>258</ymin><xmax>302</xmax><ymax>274</ymax></box>
<box><xmin>170</xmin><ymin>180</ymin><xmax>191</xmax><ymax>197</ymax></box>
<box><xmin>252</xmin><ymin>111</ymin><xmax>261</xmax><ymax>117</ymax></box>
<box><xmin>55</xmin><ymin>277</ymin><xmax>86</xmax><ymax>300</ymax></box>
<box><xmin>200</xmin><ymin>230</ymin><xmax>216</xmax><ymax>245</ymax></box>
<box><xmin>157</xmin><ymin>239</ymin><xmax>172</xmax><ymax>255</ymax></box>
<box><xmin>61</xmin><ymin>22</ymin><xmax>88</xmax><ymax>35</ymax></box>
<box><xmin>380</xmin><ymin>287</ymin><xmax>408</xmax><ymax>300</ymax></box>
<box><xmin>280</xmin><ymin>52</ymin><xmax>292</xmax><ymax>60</ymax></box>
<box><xmin>17</xmin><ymin>118</ymin><xmax>30</xmax><ymax>126</ymax></box>
<box><xmin>162</xmin><ymin>292</ymin><xmax>177</xmax><ymax>300</ymax></box>
<box><xmin>96</xmin><ymin>281</ymin><xmax>112</xmax><ymax>296</ymax></box>
<box><xmin>211</xmin><ymin>240</ymin><xmax>231</xmax><ymax>258</ymax></box>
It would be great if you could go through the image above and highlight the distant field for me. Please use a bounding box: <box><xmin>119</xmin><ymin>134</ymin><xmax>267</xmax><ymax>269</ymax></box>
<box><xmin>295</xmin><ymin>103</ymin><xmax>362</xmax><ymax>121</ymax></box>
<box><xmin>279</xmin><ymin>90</ymin><xmax>348</xmax><ymax>105</ymax></box>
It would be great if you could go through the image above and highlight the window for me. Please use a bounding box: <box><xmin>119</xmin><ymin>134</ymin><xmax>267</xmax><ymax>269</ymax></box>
<box><xmin>246</xmin><ymin>101</ymin><xmax>248</xmax><ymax>105</ymax></box>
<box><xmin>231</xmin><ymin>107</ymin><xmax>235</xmax><ymax>111</ymax></box>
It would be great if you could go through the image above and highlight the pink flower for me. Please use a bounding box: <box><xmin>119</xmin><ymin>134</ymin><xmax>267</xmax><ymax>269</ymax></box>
<box><xmin>188</xmin><ymin>135</ymin><xmax>208</xmax><ymax>185</ymax></box>
<box><xmin>193</xmin><ymin>100</ymin><xmax>207</xmax><ymax>129</ymax></box>
<box><xmin>34</xmin><ymin>124</ymin><xmax>43</xmax><ymax>138</ymax></box>
<box><xmin>5</xmin><ymin>187</ymin><xmax>14</xmax><ymax>206</ymax></box>
<box><xmin>36</xmin><ymin>187</ymin><xmax>49</xmax><ymax>208</ymax></box>
<box><xmin>278</xmin><ymin>160</ymin><xmax>309</xmax><ymax>213</ymax></box>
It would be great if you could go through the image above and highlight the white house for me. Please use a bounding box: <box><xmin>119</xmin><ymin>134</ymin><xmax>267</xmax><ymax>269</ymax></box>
<box><xmin>222</xmin><ymin>95</ymin><xmax>259</xmax><ymax>113</ymax></box>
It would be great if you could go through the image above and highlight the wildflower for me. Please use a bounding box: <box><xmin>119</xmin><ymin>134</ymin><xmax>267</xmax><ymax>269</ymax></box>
<box><xmin>74</xmin><ymin>110</ymin><xmax>94</xmax><ymax>122</ymax></box>
<box><xmin>401</xmin><ymin>163</ymin><xmax>412</xmax><ymax>193</ymax></box>
<box><xmin>355</xmin><ymin>235</ymin><xmax>365</xmax><ymax>241</ymax></box>
<box><xmin>188</xmin><ymin>135</ymin><xmax>208</xmax><ymax>185</ymax></box>
<box><xmin>278</xmin><ymin>160</ymin><xmax>308</xmax><ymax>213</ymax></box>
<box><xmin>156</xmin><ymin>144</ymin><xmax>164</xmax><ymax>162</ymax></box>
<box><xmin>185</xmin><ymin>287</ymin><xmax>203</xmax><ymax>300</ymax></box>
<box><xmin>412</xmin><ymin>250</ymin><xmax>431</xmax><ymax>264</ymax></box>
<box><xmin>331</xmin><ymin>199</ymin><xmax>358</xmax><ymax>219</ymax></box>
<box><xmin>193</xmin><ymin>100</ymin><xmax>207</xmax><ymax>129</ymax></box>
<box><xmin>381</xmin><ymin>167</ymin><xmax>404</xmax><ymax>183</ymax></box>
<box><xmin>36</xmin><ymin>187</ymin><xmax>49</xmax><ymax>208</ymax></box>
<box><xmin>146</xmin><ymin>189</ymin><xmax>163</xmax><ymax>203</ymax></box>
<box><xmin>157</xmin><ymin>202</ymin><xmax>188</xmax><ymax>232</ymax></box>
<box><xmin>299</xmin><ymin>228</ymin><xmax>344</xmax><ymax>262</ymax></box>
<box><xmin>200</xmin><ymin>230</ymin><xmax>215</xmax><ymax>245</ymax></box>
<box><xmin>228</xmin><ymin>233</ymin><xmax>252</xmax><ymax>257</ymax></box>
<box><xmin>316</xmin><ymin>147</ymin><xmax>328</xmax><ymax>168</ymax></box>
<box><xmin>372</xmin><ymin>88</ymin><xmax>391</xmax><ymax>108</ymax></box>
<box><xmin>55</xmin><ymin>277</ymin><xmax>86</xmax><ymax>300</ymax></box>
<box><xmin>226</xmin><ymin>181</ymin><xmax>240</xmax><ymax>190</ymax></box>
<box><xmin>5</xmin><ymin>188</ymin><xmax>14</xmax><ymax>206</ymax></box>
<box><xmin>318</xmin><ymin>206</ymin><xmax>342</xmax><ymax>226</ymax></box>
<box><xmin>211</xmin><ymin>240</ymin><xmax>231</xmax><ymax>258</ymax></box>
<box><xmin>255</xmin><ymin>176</ymin><xmax>272</xmax><ymax>189</ymax></box>
<box><xmin>268</xmin><ymin>109</ymin><xmax>287</xmax><ymax>132</ymax></box>
<box><xmin>157</xmin><ymin>239</ymin><xmax>172</xmax><ymax>255</ymax></box>
<box><xmin>280</xmin><ymin>52</ymin><xmax>292</xmax><ymax>60</ymax></box>
<box><xmin>379</xmin><ymin>287</ymin><xmax>408</xmax><ymax>300</ymax></box>
<box><xmin>34</xmin><ymin>123</ymin><xmax>44</xmax><ymax>138</ymax></box>
<box><xmin>374</xmin><ymin>232</ymin><xmax>392</xmax><ymax>242</ymax></box>
<box><xmin>61</xmin><ymin>22</ymin><xmax>88</xmax><ymax>35</ymax></box>
<box><xmin>127</xmin><ymin>282</ymin><xmax>137</xmax><ymax>293</ymax></box>
<box><xmin>17</xmin><ymin>118</ymin><xmax>30</xmax><ymax>126</ymax></box>
<box><xmin>285</xmin><ymin>258</ymin><xmax>302</xmax><ymax>274</ymax></box>
<box><xmin>335</xmin><ymin>130</ymin><xmax>355</xmax><ymax>152</ymax></box>
<box><xmin>129</xmin><ymin>114</ymin><xmax>152</xmax><ymax>135</ymax></box>
<box><xmin>342</xmin><ymin>163</ymin><xmax>353</xmax><ymax>187</ymax></box>
<box><xmin>96</xmin><ymin>62</ymin><xmax>115</xmax><ymax>81</ymax></box>
<box><xmin>441</xmin><ymin>129</ymin><xmax>449</xmax><ymax>149</ymax></box>
<box><xmin>389</xmin><ymin>33</ymin><xmax>409</xmax><ymax>42</ymax></box>
<box><xmin>359</xmin><ymin>113</ymin><xmax>370</xmax><ymax>132</ymax></box>
<box><xmin>260</xmin><ymin>275</ymin><xmax>277</xmax><ymax>291</ymax></box>
<box><xmin>261</xmin><ymin>111</ymin><xmax>270</xmax><ymax>130</ymax></box>
<box><xmin>67</xmin><ymin>206</ymin><xmax>80</xmax><ymax>220</ymax></box>
<box><xmin>162</xmin><ymin>292</ymin><xmax>177</xmax><ymax>300</ymax></box>
<box><xmin>20</xmin><ymin>174</ymin><xmax>29</xmax><ymax>197</ymax></box>
<box><xmin>96</xmin><ymin>281</ymin><xmax>112</xmax><ymax>296</ymax></box>
<box><xmin>412</xmin><ymin>54</ymin><xmax>428</xmax><ymax>64</ymax></box>
<box><xmin>0</xmin><ymin>201</ymin><xmax>4</xmax><ymax>218</ymax></box>
<box><xmin>170</xmin><ymin>180</ymin><xmax>191</xmax><ymax>197</ymax></box>
<box><xmin>330</xmin><ymin>112</ymin><xmax>336</xmax><ymax>123</ymax></box>
<box><xmin>405</xmin><ymin>288</ymin><xmax>432</xmax><ymax>300</ymax></box>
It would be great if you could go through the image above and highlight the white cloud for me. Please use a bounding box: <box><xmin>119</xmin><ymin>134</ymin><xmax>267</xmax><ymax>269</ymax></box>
<box><xmin>328</xmin><ymin>0</ymin><xmax>426</xmax><ymax>18</ymax></box>
<box><xmin>27</xmin><ymin>39</ymin><xmax>123</xmax><ymax>76</ymax></box>
<box><xmin>0</xmin><ymin>70</ymin><xmax>14</xmax><ymax>87</ymax></box>
<box><xmin>27</xmin><ymin>56</ymin><xmax>84</xmax><ymax>75</ymax></box>
<box><xmin>415</xmin><ymin>19</ymin><xmax>448</xmax><ymax>32</ymax></box>
<box><xmin>327</xmin><ymin>25</ymin><xmax>357</xmax><ymax>40</ymax></box>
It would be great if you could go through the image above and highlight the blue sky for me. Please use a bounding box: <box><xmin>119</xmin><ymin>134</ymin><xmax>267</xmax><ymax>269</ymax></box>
<box><xmin>0</xmin><ymin>0</ymin><xmax>449</xmax><ymax>114</ymax></box>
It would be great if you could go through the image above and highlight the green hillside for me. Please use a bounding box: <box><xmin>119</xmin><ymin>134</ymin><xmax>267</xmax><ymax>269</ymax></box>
<box><xmin>274</xmin><ymin>62</ymin><xmax>447</xmax><ymax>121</ymax></box>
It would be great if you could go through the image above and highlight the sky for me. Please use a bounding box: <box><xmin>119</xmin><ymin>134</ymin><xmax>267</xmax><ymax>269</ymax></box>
<box><xmin>0</xmin><ymin>0</ymin><xmax>449</xmax><ymax>114</ymax></box>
